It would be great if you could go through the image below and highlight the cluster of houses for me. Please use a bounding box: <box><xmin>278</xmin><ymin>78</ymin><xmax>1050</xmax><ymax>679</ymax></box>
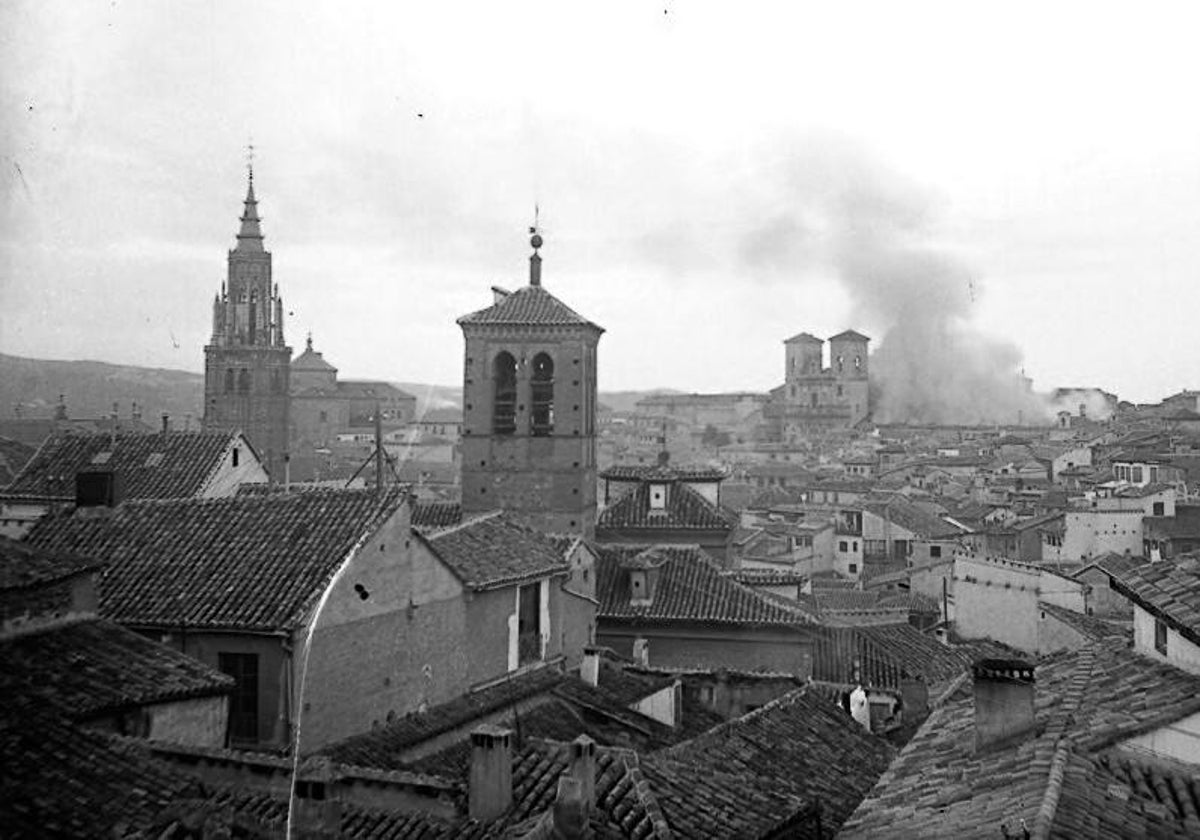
<box><xmin>4</xmin><ymin>181</ymin><xmax>1200</xmax><ymax>838</ymax></box>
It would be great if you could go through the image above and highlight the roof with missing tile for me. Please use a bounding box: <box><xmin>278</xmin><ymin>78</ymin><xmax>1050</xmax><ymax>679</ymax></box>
<box><xmin>0</xmin><ymin>617</ymin><xmax>233</xmax><ymax>721</ymax></box>
<box><xmin>597</xmin><ymin>481</ymin><xmax>737</xmax><ymax>533</ymax></box>
<box><xmin>24</xmin><ymin>488</ymin><xmax>407</xmax><ymax>632</ymax></box>
<box><xmin>1111</xmin><ymin>553</ymin><xmax>1200</xmax><ymax>646</ymax></box>
<box><xmin>839</xmin><ymin>641</ymin><xmax>1200</xmax><ymax>838</ymax></box>
<box><xmin>418</xmin><ymin>511</ymin><xmax>572</xmax><ymax>591</ymax></box>
<box><xmin>3</xmin><ymin>430</ymin><xmax>248</xmax><ymax>501</ymax></box>
<box><xmin>596</xmin><ymin>544</ymin><xmax>814</xmax><ymax>627</ymax></box>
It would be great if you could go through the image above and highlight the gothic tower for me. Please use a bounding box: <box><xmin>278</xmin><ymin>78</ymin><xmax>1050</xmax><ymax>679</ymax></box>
<box><xmin>458</xmin><ymin>232</ymin><xmax>603</xmax><ymax>536</ymax></box>
<box><xmin>202</xmin><ymin>171</ymin><xmax>291</xmax><ymax>478</ymax></box>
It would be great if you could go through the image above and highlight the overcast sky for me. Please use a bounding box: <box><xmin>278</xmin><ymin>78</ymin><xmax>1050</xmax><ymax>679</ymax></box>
<box><xmin>3</xmin><ymin>1</ymin><xmax>1199</xmax><ymax>404</ymax></box>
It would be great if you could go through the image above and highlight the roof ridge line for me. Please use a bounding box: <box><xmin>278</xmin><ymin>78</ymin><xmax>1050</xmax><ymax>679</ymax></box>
<box><xmin>426</xmin><ymin>508</ymin><xmax>504</xmax><ymax>539</ymax></box>
<box><xmin>1031</xmin><ymin>643</ymin><xmax>1098</xmax><ymax>839</ymax></box>
<box><xmin>619</xmin><ymin>750</ymin><xmax>674</xmax><ymax>839</ymax></box>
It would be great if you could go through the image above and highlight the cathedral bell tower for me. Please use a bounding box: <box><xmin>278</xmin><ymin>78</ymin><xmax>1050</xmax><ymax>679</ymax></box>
<box><xmin>458</xmin><ymin>231</ymin><xmax>603</xmax><ymax>536</ymax></box>
<box><xmin>202</xmin><ymin>168</ymin><xmax>291</xmax><ymax>479</ymax></box>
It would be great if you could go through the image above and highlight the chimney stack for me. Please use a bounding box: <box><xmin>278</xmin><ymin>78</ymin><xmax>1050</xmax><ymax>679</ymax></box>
<box><xmin>161</xmin><ymin>413</ymin><xmax>170</xmax><ymax>434</ymax></box>
<box><xmin>570</xmin><ymin>734</ymin><xmax>596</xmax><ymax>812</ymax></box>
<box><xmin>632</xmin><ymin>636</ymin><xmax>649</xmax><ymax>667</ymax></box>
<box><xmin>292</xmin><ymin>756</ymin><xmax>342</xmax><ymax>838</ymax></box>
<box><xmin>469</xmin><ymin>725</ymin><xmax>513</xmax><ymax>821</ymax></box>
<box><xmin>973</xmin><ymin>659</ymin><xmax>1036</xmax><ymax>752</ymax></box>
<box><xmin>581</xmin><ymin>646</ymin><xmax>600</xmax><ymax>687</ymax></box>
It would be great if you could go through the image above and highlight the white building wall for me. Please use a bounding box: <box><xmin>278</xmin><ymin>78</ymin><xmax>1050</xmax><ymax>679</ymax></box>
<box><xmin>1062</xmin><ymin>510</ymin><xmax>1144</xmax><ymax>561</ymax></box>
<box><xmin>1120</xmin><ymin>710</ymin><xmax>1200</xmax><ymax>766</ymax></box>
<box><xmin>1132</xmin><ymin>605</ymin><xmax>1200</xmax><ymax>676</ymax></box>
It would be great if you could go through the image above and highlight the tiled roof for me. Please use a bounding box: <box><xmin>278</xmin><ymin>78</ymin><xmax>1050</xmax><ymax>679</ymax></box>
<box><xmin>596</xmin><ymin>544</ymin><xmax>813</xmax><ymax>627</ymax></box>
<box><xmin>861</xmin><ymin>497</ymin><xmax>965</xmax><ymax>539</ymax></box>
<box><xmin>830</xmin><ymin>329</ymin><xmax>871</xmax><ymax>342</ymax></box>
<box><xmin>599</xmin><ymin>464</ymin><xmax>727</xmax><ymax>482</ymax></box>
<box><xmin>839</xmin><ymin>641</ymin><xmax>1200</xmax><ymax>838</ymax></box>
<box><xmin>813</xmin><ymin>589</ymin><xmax>884</xmax><ymax>613</ymax></box>
<box><xmin>597</xmin><ymin>482</ymin><xmax>736</xmax><ymax>532</ymax></box>
<box><xmin>0</xmin><ymin>535</ymin><xmax>101</xmax><ymax>590</ymax></box>
<box><xmin>1053</xmin><ymin>750</ymin><xmax>1200</xmax><ymax>838</ymax></box>
<box><xmin>411</xmin><ymin>498</ymin><xmax>464</xmax><ymax>530</ymax></box>
<box><xmin>1078</xmin><ymin>551</ymin><xmax>1148</xmax><ymax>579</ymax></box>
<box><xmin>419</xmin><ymin>512</ymin><xmax>571</xmax><ymax>591</ymax></box>
<box><xmin>24</xmin><ymin>488</ymin><xmax>407</xmax><ymax>632</ymax></box>
<box><xmin>0</xmin><ymin>435</ymin><xmax>35</xmax><ymax>485</ymax></box>
<box><xmin>1</xmin><ymin>701</ymin><xmax>196</xmax><ymax>839</ymax></box>
<box><xmin>1111</xmin><ymin>554</ymin><xmax>1200</xmax><ymax>646</ymax></box>
<box><xmin>814</xmin><ymin>624</ymin><xmax>978</xmax><ymax>697</ymax></box>
<box><xmin>650</xmin><ymin>687</ymin><xmax>894</xmax><ymax>836</ymax></box>
<box><xmin>336</xmin><ymin>380</ymin><xmax>416</xmax><ymax>400</ymax></box>
<box><xmin>0</xmin><ymin>617</ymin><xmax>233</xmax><ymax>720</ymax></box>
<box><xmin>457</xmin><ymin>285</ymin><xmax>603</xmax><ymax>330</ymax></box>
<box><xmin>723</xmin><ymin>567</ymin><xmax>806</xmax><ymax>587</ymax></box>
<box><xmin>3</xmin><ymin>430</ymin><xmax>243</xmax><ymax>500</ymax></box>
<box><xmin>291</xmin><ymin>345</ymin><xmax>337</xmax><ymax>371</ymax></box>
<box><xmin>784</xmin><ymin>331</ymin><xmax>824</xmax><ymax>343</ymax></box>
<box><xmin>1038</xmin><ymin>601</ymin><xmax>1132</xmax><ymax>643</ymax></box>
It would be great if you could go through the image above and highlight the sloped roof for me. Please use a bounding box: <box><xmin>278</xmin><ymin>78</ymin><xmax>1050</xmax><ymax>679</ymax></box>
<box><xmin>596</xmin><ymin>544</ymin><xmax>813</xmax><ymax>627</ymax></box>
<box><xmin>815</xmin><ymin>624</ymin><xmax>979</xmax><ymax>698</ymax></box>
<box><xmin>1111</xmin><ymin>553</ymin><xmax>1200</xmax><ymax>646</ymax></box>
<box><xmin>862</xmin><ymin>497</ymin><xmax>965</xmax><ymax>539</ymax></box>
<box><xmin>335</xmin><ymin>380</ymin><xmax>416</xmax><ymax>401</ymax></box>
<box><xmin>457</xmin><ymin>284</ymin><xmax>603</xmax><ymax>330</ymax></box>
<box><xmin>291</xmin><ymin>345</ymin><xmax>337</xmax><ymax>371</ymax></box>
<box><xmin>0</xmin><ymin>617</ymin><xmax>233</xmax><ymax>721</ymax></box>
<box><xmin>411</xmin><ymin>499</ymin><xmax>463</xmax><ymax>530</ymax></box>
<box><xmin>419</xmin><ymin>511</ymin><xmax>571</xmax><ymax>591</ymax></box>
<box><xmin>649</xmin><ymin>687</ymin><xmax>894</xmax><ymax>836</ymax></box>
<box><xmin>597</xmin><ymin>482</ymin><xmax>736</xmax><ymax>532</ymax></box>
<box><xmin>1038</xmin><ymin>601</ymin><xmax>1132</xmax><ymax>644</ymax></box>
<box><xmin>4</xmin><ymin>430</ymin><xmax>243</xmax><ymax>500</ymax></box>
<box><xmin>829</xmin><ymin>329</ymin><xmax>871</xmax><ymax>342</ymax></box>
<box><xmin>839</xmin><ymin>641</ymin><xmax>1200</xmax><ymax>838</ymax></box>
<box><xmin>784</xmin><ymin>331</ymin><xmax>824</xmax><ymax>343</ymax></box>
<box><xmin>0</xmin><ymin>535</ymin><xmax>101</xmax><ymax>590</ymax></box>
<box><xmin>599</xmin><ymin>463</ymin><xmax>727</xmax><ymax>482</ymax></box>
<box><xmin>24</xmin><ymin>488</ymin><xmax>407</xmax><ymax>632</ymax></box>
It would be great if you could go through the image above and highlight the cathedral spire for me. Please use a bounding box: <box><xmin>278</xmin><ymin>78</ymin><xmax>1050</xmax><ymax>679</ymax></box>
<box><xmin>235</xmin><ymin>170</ymin><xmax>265</xmax><ymax>253</ymax></box>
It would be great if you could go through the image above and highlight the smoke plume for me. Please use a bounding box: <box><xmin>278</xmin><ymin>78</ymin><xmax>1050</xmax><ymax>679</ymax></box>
<box><xmin>743</xmin><ymin>139</ymin><xmax>1049</xmax><ymax>425</ymax></box>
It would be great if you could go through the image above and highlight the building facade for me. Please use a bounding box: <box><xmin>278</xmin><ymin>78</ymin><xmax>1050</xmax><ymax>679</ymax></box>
<box><xmin>202</xmin><ymin>173</ymin><xmax>291</xmax><ymax>478</ymax></box>
<box><xmin>767</xmin><ymin>330</ymin><xmax>871</xmax><ymax>441</ymax></box>
<box><xmin>458</xmin><ymin>235</ymin><xmax>604</xmax><ymax>536</ymax></box>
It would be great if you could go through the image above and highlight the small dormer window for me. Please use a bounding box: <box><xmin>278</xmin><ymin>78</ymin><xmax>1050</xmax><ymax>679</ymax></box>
<box><xmin>649</xmin><ymin>483</ymin><xmax>667</xmax><ymax>510</ymax></box>
<box><xmin>630</xmin><ymin>570</ymin><xmax>650</xmax><ymax>606</ymax></box>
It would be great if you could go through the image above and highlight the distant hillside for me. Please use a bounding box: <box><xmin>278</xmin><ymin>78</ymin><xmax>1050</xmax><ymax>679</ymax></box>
<box><xmin>0</xmin><ymin>354</ymin><xmax>678</xmax><ymax>425</ymax></box>
<box><xmin>0</xmin><ymin>353</ymin><xmax>204</xmax><ymax>425</ymax></box>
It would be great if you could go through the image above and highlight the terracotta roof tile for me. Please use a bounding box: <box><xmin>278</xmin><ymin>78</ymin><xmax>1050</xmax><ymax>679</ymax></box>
<box><xmin>597</xmin><ymin>482</ymin><xmax>736</xmax><ymax>532</ymax></box>
<box><xmin>0</xmin><ymin>535</ymin><xmax>101</xmax><ymax>590</ymax></box>
<box><xmin>597</xmin><ymin>544</ymin><xmax>813</xmax><ymax>627</ymax></box>
<box><xmin>419</xmin><ymin>512</ymin><xmax>571</xmax><ymax>591</ymax></box>
<box><xmin>4</xmin><ymin>430</ymin><xmax>245</xmax><ymax>500</ymax></box>
<box><xmin>457</xmin><ymin>285</ymin><xmax>603</xmax><ymax>330</ymax></box>
<box><xmin>599</xmin><ymin>464</ymin><xmax>727</xmax><ymax>482</ymax></box>
<box><xmin>1111</xmin><ymin>554</ymin><xmax>1200</xmax><ymax>646</ymax></box>
<box><xmin>24</xmin><ymin>488</ymin><xmax>407</xmax><ymax>631</ymax></box>
<box><xmin>411</xmin><ymin>498</ymin><xmax>463</xmax><ymax>530</ymax></box>
<box><xmin>0</xmin><ymin>617</ymin><xmax>233</xmax><ymax>720</ymax></box>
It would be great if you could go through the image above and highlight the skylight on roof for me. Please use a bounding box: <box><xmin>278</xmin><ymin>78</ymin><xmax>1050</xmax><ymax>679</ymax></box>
<box><xmin>91</xmin><ymin>451</ymin><xmax>112</xmax><ymax>465</ymax></box>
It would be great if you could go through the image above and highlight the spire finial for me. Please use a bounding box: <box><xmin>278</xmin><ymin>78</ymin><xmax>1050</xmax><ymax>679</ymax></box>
<box><xmin>528</xmin><ymin>205</ymin><xmax>543</xmax><ymax>286</ymax></box>
<box><xmin>247</xmin><ymin>139</ymin><xmax>255</xmax><ymax>183</ymax></box>
<box><xmin>306</xmin><ymin>331</ymin><xmax>313</xmax><ymax>351</ymax></box>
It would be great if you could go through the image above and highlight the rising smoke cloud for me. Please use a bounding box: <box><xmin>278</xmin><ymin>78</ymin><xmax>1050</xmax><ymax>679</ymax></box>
<box><xmin>740</xmin><ymin>138</ymin><xmax>1051</xmax><ymax>425</ymax></box>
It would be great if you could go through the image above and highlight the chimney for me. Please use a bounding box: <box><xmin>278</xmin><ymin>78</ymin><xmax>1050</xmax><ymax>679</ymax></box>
<box><xmin>550</xmin><ymin>775</ymin><xmax>588</xmax><ymax>839</ymax></box>
<box><xmin>569</xmin><ymin>734</ymin><xmax>596</xmax><ymax>813</ymax></box>
<box><xmin>580</xmin><ymin>646</ymin><xmax>600</xmax><ymax>687</ymax></box>
<box><xmin>469</xmin><ymin>725</ymin><xmax>513</xmax><ymax>821</ymax></box>
<box><xmin>161</xmin><ymin>413</ymin><xmax>170</xmax><ymax>434</ymax></box>
<box><xmin>54</xmin><ymin>394</ymin><xmax>68</xmax><ymax>421</ymax></box>
<box><xmin>292</xmin><ymin>756</ymin><xmax>342</xmax><ymax>839</ymax></box>
<box><xmin>973</xmin><ymin>659</ymin><xmax>1036</xmax><ymax>751</ymax></box>
<box><xmin>631</xmin><ymin>636</ymin><xmax>649</xmax><ymax>667</ymax></box>
<box><xmin>131</xmin><ymin>401</ymin><xmax>141</xmax><ymax>422</ymax></box>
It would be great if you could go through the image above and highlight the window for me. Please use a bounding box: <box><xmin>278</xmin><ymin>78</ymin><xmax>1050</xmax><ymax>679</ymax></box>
<box><xmin>1132</xmin><ymin>466</ymin><xmax>1144</xmax><ymax>484</ymax></box>
<box><xmin>517</xmin><ymin>582</ymin><xmax>542</xmax><ymax>666</ymax></box>
<box><xmin>492</xmin><ymin>352</ymin><xmax>517</xmax><ymax>434</ymax></box>
<box><xmin>836</xmin><ymin>355</ymin><xmax>844</xmax><ymax>372</ymax></box>
<box><xmin>531</xmin><ymin>353</ymin><xmax>554</xmax><ymax>436</ymax></box>
<box><xmin>649</xmin><ymin>484</ymin><xmax>667</xmax><ymax>510</ymax></box>
<box><xmin>1154</xmin><ymin>618</ymin><xmax>1168</xmax><ymax>655</ymax></box>
<box><xmin>218</xmin><ymin>652</ymin><xmax>259</xmax><ymax>744</ymax></box>
<box><xmin>839</xmin><ymin>540</ymin><xmax>848</xmax><ymax>552</ymax></box>
<box><xmin>238</xmin><ymin>369</ymin><xmax>251</xmax><ymax>394</ymax></box>
<box><xmin>224</xmin><ymin>368</ymin><xmax>235</xmax><ymax>394</ymax></box>
<box><xmin>848</xmin><ymin>563</ymin><xmax>857</xmax><ymax>574</ymax></box>
<box><xmin>1150</xmin><ymin>466</ymin><xmax>1160</xmax><ymax>483</ymax></box>
<box><xmin>930</xmin><ymin>545</ymin><xmax>942</xmax><ymax>558</ymax></box>
<box><xmin>232</xmin><ymin>447</ymin><xmax>240</xmax><ymax>467</ymax></box>
<box><xmin>1153</xmin><ymin>502</ymin><xmax>1165</xmax><ymax>517</ymax></box>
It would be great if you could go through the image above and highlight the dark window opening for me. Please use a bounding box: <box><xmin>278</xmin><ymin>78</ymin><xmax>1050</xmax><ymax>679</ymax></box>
<box><xmin>517</xmin><ymin>582</ymin><xmax>542</xmax><ymax>666</ymax></box>
<box><xmin>493</xmin><ymin>352</ymin><xmax>517</xmax><ymax>435</ymax></box>
<box><xmin>219</xmin><ymin>652</ymin><xmax>259</xmax><ymax>744</ymax></box>
<box><xmin>270</xmin><ymin>369</ymin><xmax>281</xmax><ymax>393</ymax></box>
<box><xmin>238</xmin><ymin>369</ymin><xmax>251</xmax><ymax>394</ymax></box>
<box><xmin>1155</xmin><ymin>619</ymin><xmax>1168</xmax><ymax>655</ymax></box>
<box><xmin>232</xmin><ymin>447</ymin><xmax>240</xmax><ymax>467</ymax></box>
<box><xmin>531</xmin><ymin>353</ymin><xmax>554</xmax><ymax>436</ymax></box>
<box><xmin>224</xmin><ymin>368</ymin><xmax>235</xmax><ymax>394</ymax></box>
<box><xmin>1153</xmin><ymin>502</ymin><xmax>1165</xmax><ymax>516</ymax></box>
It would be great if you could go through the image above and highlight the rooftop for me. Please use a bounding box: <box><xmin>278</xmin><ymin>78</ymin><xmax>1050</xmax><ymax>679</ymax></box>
<box><xmin>3</xmin><ymin>430</ymin><xmax>249</xmax><ymax>501</ymax></box>
<box><xmin>0</xmin><ymin>535</ymin><xmax>102</xmax><ymax>591</ymax></box>
<box><xmin>1112</xmin><ymin>553</ymin><xmax>1200</xmax><ymax>646</ymax></box>
<box><xmin>418</xmin><ymin>511</ymin><xmax>572</xmax><ymax>591</ymax></box>
<box><xmin>457</xmin><ymin>284</ymin><xmax>603</xmax><ymax>331</ymax></box>
<box><xmin>597</xmin><ymin>481</ymin><xmax>736</xmax><ymax>533</ymax></box>
<box><xmin>24</xmin><ymin>488</ymin><xmax>408</xmax><ymax>632</ymax></box>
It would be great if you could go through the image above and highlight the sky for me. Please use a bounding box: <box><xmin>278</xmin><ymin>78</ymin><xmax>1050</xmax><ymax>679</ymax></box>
<box><xmin>3</xmin><ymin>1</ymin><xmax>1200</xmax><ymax>409</ymax></box>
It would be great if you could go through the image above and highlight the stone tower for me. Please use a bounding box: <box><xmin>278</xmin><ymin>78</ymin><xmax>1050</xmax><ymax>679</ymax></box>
<box><xmin>457</xmin><ymin>233</ymin><xmax>604</xmax><ymax>536</ymax></box>
<box><xmin>202</xmin><ymin>171</ymin><xmax>291</xmax><ymax>479</ymax></box>
<box><xmin>829</xmin><ymin>329</ymin><xmax>870</xmax><ymax>426</ymax></box>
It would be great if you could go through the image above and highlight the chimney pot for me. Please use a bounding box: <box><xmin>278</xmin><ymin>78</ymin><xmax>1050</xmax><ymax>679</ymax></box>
<box><xmin>581</xmin><ymin>646</ymin><xmax>600</xmax><ymax>687</ymax></box>
<box><xmin>469</xmin><ymin>724</ymin><xmax>513</xmax><ymax>821</ymax></box>
<box><xmin>570</xmin><ymin>734</ymin><xmax>596</xmax><ymax>812</ymax></box>
<box><xmin>632</xmin><ymin>636</ymin><xmax>649</xmax><ymax>667</ymax></box>
<box><xmin>161</xmin><ymin>413</ymin><xmax>170</xmax><ymax>434</ymax></box>
<box><xmin>973</xmin><ymin>658</ymin><xmax>1036</xmax><ymax>751</ymax></box>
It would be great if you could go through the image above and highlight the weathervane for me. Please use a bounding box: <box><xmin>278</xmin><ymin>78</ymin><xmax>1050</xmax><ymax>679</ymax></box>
<box><xmin>247</xmin><ymin>139</ymin><xmax>255</xmax><ymax>182</ymax></box>
<box><xmin>529</xmin><ymin>204</ymin><xmax>542</xmax><ymax>250</ymax></box>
